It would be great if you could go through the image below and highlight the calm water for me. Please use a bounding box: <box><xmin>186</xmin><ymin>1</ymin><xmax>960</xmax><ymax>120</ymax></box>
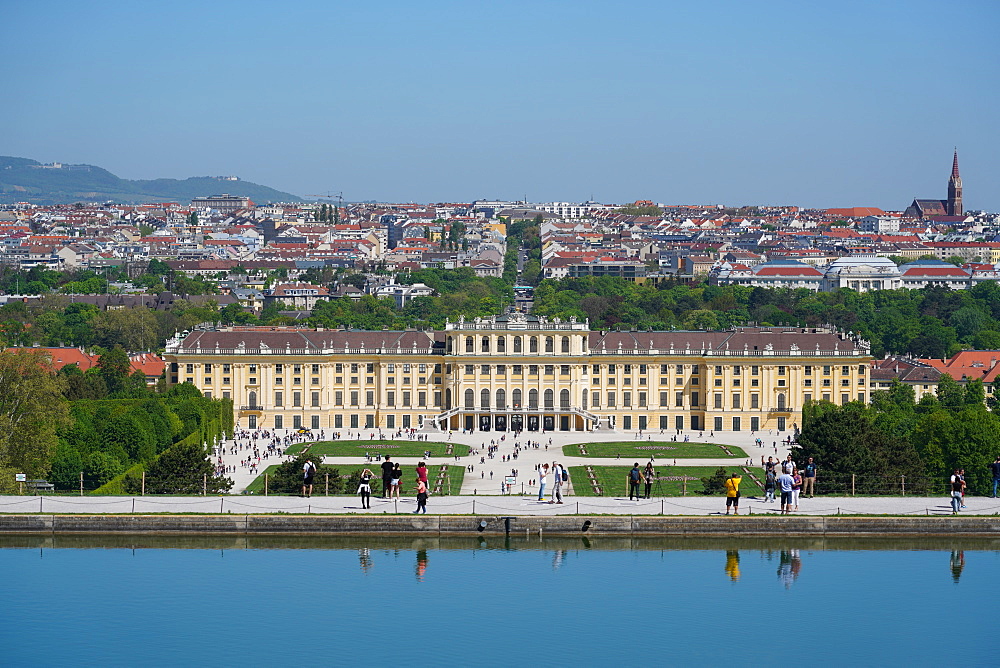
<box><xmin>2</xmin><ymin>535</ymin><xmax>997</xmax><ymax>666</ymax></box>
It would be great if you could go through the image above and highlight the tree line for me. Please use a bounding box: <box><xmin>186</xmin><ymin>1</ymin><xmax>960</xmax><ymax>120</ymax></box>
<box><xmin>532</xmin><ymin>278</ymin><xmax>1000</xmax><ymax>358</ymax></box>
<box><xmin>795</xmin><ymin>377</ymin><xmax>1000</xmax><ymax>495</ymax></box>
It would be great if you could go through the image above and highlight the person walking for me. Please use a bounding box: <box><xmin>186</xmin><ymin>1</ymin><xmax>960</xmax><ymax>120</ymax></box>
<box><xmin>778</xmin><ymin>469</ymin><xmax>795</xmax><ymax>514</ymax></box>
<box><xmin>990</xmin><ymin>456</ymin><xmax>1000</xmax><ymax>498</ymax></box>
<box><xmin>537</xmin><ymin>463</ymin><xmax>549</xmax><ymax>501</ymax></box>
<box><xmin>416</xmin><ymin>461</ymin><xmax>429</xmax><ymax>495</ymax></box>
<box><xmin>414</xmin><ymin>477</ymin><xmax>428</xmax><ymax>514</ymax></box>
<box><xmin>301</xmin><ymin>458</ymin><xmax>317</xmax><ymax>498</ymax></box>
<box><xmin>791</xmin><ymin>467</ymin><xmax>802</xmax><ymax>511</ymax></box>
<box><xmin>391</xmin><ymin>462</ymin><xmax>403</xmax><ymax>500</ymax></box>
<box><xmin>628</xmin><ymin>462</ymin><xmax>642</xmax><ymax>500</ymax></box>
<box><xmin>550</xmin><ymin>462</ymin><xmax>564</xmax><ymax>504</ymax></box>
<box><xmin>764</xmin><ymin>468</ymin><xmax>777</xmax><ymax>503</ymax></box>
<box><xmin>643</xmin><ymin>462</ymin><xmax>655</xmax><ymax>499</ymax></box>
<box><xmin>802</xmin><ymin>457</ymin><xmax>817</xmax><ymax>497</ymax></box>
<box><xmin>357</xmin><ymin>468</ymin><xmax>373</xmax><ymax>509</ymax></box>
<box><xmin>724</xmin><ymin>472</ymin><xmax>742</xmax><ymax>515</ymax></box>
<box><xmin>950</xmin><ymin>469</ymin><xmax>965</xmax><ymax>514</ymax></box>
<box><xmin>380</xmin><ymin>456</ymin><xmax>394</xmax><ymax>499</ymax></box>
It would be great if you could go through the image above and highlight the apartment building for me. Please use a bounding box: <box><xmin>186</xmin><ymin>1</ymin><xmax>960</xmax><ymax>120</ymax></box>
<box><xmin>163</xmin><ymin>315</ymin><xmax>871</xmax><ymax>434</ymax></box>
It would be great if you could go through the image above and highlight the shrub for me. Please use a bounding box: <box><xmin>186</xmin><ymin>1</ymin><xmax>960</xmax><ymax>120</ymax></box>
<box><xmin>700</xmin><ymin>467</ymin><xmax>728</xmax><ymax>495</ymax></box>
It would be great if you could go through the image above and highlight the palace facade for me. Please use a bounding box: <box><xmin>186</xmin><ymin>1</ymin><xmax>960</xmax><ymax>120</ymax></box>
<box><xmin>163</xmin><ymin>314</ymin><xmax>872</xmax><ymax>434</ymax></box>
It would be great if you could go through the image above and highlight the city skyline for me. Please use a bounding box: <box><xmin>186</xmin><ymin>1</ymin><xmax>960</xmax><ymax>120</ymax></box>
<box><xmin>3</xmin><ymin>0</ymin><xmax>998</xmax><ymax>210</ymax></box>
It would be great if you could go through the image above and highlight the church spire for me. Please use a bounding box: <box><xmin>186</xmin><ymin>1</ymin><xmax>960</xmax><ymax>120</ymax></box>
<box><xmin>947</xmin><ymin>148</ymin><xmax>963</xmax><ymax>216</ymax></box>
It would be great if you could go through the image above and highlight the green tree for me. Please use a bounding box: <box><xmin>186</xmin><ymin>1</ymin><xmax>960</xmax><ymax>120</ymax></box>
<box><xmin>138</xmin><ymin>442</ymin><xmax>233</xmax><ymax>494</ymax></box>
<box><xmin>96</xmin><ymin>345</ymin><xmax>133</xmax><ymax>395</ymax></box>
<box><xmin>0</xmin><ymin>350</ymin><xmax>71</xmax><ymax>487</ymax></box>
<box><xmin>796</xmin><ymin>403</ymin><xmax>925</xmax><ymax>494</ymax></box>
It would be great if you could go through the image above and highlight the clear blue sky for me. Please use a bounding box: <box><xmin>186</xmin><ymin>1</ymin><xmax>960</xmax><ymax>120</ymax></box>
<box><xmin>3</xmin><ymin>0</ymin><xmax>998</xmax><ymax>210</ymax></box>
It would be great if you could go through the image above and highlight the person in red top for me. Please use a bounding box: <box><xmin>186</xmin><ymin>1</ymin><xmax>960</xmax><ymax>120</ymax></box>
<box><xmin>416</xmin><ymin>461</ymin><xmax>429</xmax><ymax>489</ymax></box>
<box><xmin>414</xmin><ymin>477</ymin><xmax>428</xmax><ymax>514</ymax></box>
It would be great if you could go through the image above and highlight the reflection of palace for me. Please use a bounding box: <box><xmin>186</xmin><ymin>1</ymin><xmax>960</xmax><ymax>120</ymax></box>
<box><xmin>164</xmin><ymin>314</ymin><xmax>870</xmax><ymax>434</ymax></box>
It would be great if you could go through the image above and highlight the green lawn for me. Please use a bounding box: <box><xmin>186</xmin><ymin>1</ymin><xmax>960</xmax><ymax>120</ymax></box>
<box><xmin>567</xmin><ymin>465</ymin><xmax>762</xmax><ymax>498</ymax></box>
<box><xmin>562</xmin><ymin>441</ymin><xmax>746</xmax><ymax>459</ymax></box>
<box><xmin>286</xmin><ymin>439</ymin><xmax>469</xmax><ymax>458</ymax></box>
<box><xmin>245</xmin><ymin>462</ymin><xmax>465</xmax><ymax>496</ymax></box>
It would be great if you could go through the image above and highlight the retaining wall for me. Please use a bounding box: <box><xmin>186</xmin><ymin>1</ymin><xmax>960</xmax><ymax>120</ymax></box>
<box><xmin>2</xmin><ymin>514</ymin><xmax>1000</xmax><ymax>536</ymax></box>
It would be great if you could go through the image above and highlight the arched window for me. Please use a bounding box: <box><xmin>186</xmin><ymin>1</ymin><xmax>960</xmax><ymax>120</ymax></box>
<box><xmin>464</xmin><ymin>389</ymin><xmax>474</xmax><ymax>409</ymax></box>
<box><xmin>777</xmin><ymin>393</ymin><xmax>786</xmax><ymax>410</ymax></box>
<box><xmin>482</xmin><ymin>336</ymin><xmax>490</xmax><ymax>352</ymax></box>
<box><xmin>561</xmin><ymin>336</ymin><xmax>570</xmax><ymax>353</ymax></box>
<box><xmin>445</xmin><ymin>389</ymin><xmax>452</xmax><ymax>410</ymax></box>
<box><xmin>529</xmin><ymin>389</ymin><xmax>538</xmax><ymax>409</ymax></box>
<box><xmin>544</xmin><ymin>389</ymin><xmax>554</xmax><ymax>409</ymax></box>
<box><xmin>514</xmin><ymin>337</ymin><xmax>522</xmax><ymax>353</ymax></box>
<box><xmin>446</xmin><ymin>337</ymin><xmax>453</xmax><ymax>353</ymax></box>
<box><xmin>530</xmin><ymin>337</ymin><xmax>538</xmax><ymax>353</ymax></box>
<box><xmin>497</xmin><ymin>336</ymin><xmax>506</xmax><ymax>353</ymax></box>
<box><xmin>545</xmin><ymin>336</ymin><xmax>554</xmax><ymax>353</ymax></box>
<box><xmin>465</xmin><ymin>337</ymin><xmax>474</xmax><ymax>352</ymax></box>
<box><xmin>248</xmin><ymin>391</ymin><xmax>258</xmax><ymax>408</ymax></box>
<box><xmin>496</xmin><ymin>389</ymin><xmax>506</xmax><ymax>410</ymax></box>
<box><xmin>582</xmin><ymin>390</ymin><xmax>588</xmax><ymax>410</ymax></box>
<box><xmin>512</xmin><ymin>389</ymin><xmax>522</xmax><ymax>408</ymax></box>
<box><xmin>481</xmin><ymin>389</ymin><xmax>490</xmax><ymax>410</ymax></box>
<box><xmin>560</xmin><ymin>389</ymin><xmax>570</xmax><ymax>409</ymax></box>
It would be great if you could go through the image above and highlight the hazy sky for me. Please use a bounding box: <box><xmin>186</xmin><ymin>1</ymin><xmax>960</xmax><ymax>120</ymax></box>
<box><xmin>3</xmin><ymin>0</ymin><xmax>998</xmax><ymax>210</ymax></box>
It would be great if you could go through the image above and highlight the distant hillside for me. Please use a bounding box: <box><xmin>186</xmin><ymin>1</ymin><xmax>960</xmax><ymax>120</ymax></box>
<box><xmin>0</xmin><ymin>156</ymin><xmax>302</xmax><ymax>205</ymax></box>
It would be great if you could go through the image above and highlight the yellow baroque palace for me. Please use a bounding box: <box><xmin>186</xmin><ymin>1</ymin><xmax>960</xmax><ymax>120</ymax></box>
<box><xmin>163</xmin><ymin>313</ymin><xmax>871</xmax><ymax>434</ymax></box>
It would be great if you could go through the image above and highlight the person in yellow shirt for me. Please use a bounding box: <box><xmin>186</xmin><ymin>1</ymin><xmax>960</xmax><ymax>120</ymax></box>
<box><xmin>724</xmin><ymin>472</ymin><xmax>742</xmax><ymax>515</ymax></box>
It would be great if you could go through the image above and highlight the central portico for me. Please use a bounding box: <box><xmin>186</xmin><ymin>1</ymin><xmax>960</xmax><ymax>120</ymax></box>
<box><xmin>438</xmin><ymin>312</ymin><xmax>597</xmax><ymax>432</ymax></box>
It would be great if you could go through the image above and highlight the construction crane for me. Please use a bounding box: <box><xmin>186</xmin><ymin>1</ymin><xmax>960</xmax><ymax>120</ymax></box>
<box><xmin>306</xmin><ymin>191</ymin><xmax>344</xmax><ymax>223</ymax></box>
<box><xmin>307</xmin><ymin>190</ymin><xmax>344</xmax><ymax>207</ymax></box>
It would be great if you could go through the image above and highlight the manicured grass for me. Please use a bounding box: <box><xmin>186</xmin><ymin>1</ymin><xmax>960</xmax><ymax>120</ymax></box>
<box><xmin>567</xmin><ymin>465</ymin><xmax>762</xmax><ymax>498</ymax></box>
<box><xmin>244</xmin><ymin>462</ymin><xmax>465</xmax><ymax>496</ymax></box>
<box><xmin>562</xmin><ymin>441</ymin><xmax>746</xmax><ymax>459</ymax></box>
<box><xmin>286</xmin><ymin>439</ymin><xmax>469</xmax><ymax>457</ymax></box>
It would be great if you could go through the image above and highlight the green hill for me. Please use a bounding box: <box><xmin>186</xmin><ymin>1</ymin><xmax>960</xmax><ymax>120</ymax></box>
<box><xmin>0</xmin><ymin>156</ymin><xmax>302</xmax><ymax>204</ymax></box>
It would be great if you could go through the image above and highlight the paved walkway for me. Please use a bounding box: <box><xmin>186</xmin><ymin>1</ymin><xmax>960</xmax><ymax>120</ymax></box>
<box><xmin>2</xmin><ymin>493</ymin><xmax>998</xmax><ymax>516</ymax></box>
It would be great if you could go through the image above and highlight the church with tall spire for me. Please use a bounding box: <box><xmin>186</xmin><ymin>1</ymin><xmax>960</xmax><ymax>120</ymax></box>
<box><xmin>904</xmin><ymin>150</ymin><xmax>965</xmax><ymax>220</ymax></box>
<box><xmin>946</xmin><ymin>149</ymin><xmax>962</xmax><ymax>216</ymax></box>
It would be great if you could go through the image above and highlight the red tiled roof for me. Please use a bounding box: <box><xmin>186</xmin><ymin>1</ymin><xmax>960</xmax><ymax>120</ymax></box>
<box><xmin>900</xmin><ymin>267</ymin><xmax>968</xmax><ymax>277</ymax></box>
<box><xmin>754</xmin><ymin>266</ymin><xmax>823</xmax><ymax>277</ymax></box>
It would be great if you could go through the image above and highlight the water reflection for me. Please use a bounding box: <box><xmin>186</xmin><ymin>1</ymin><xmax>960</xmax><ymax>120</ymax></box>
<box><xmin>724</xmin><ymin>550</ymin><xmax>740</xmax><ymax>581</ymax></box>
<box><xmin>777</xmin><ymin>549</ymin><xmax>802</xmax><ymax>589</ymax></box>
<box><xmin>415</xmin><ymin>549</ymin><xmax>428</xmax><ymax>582</ymax></box>
<box><xmin>552</xmin><ymin>549</ymin><xmax>567</xmax><ymax>571</ymax></box>
<box><xmin>950</xmin><ymin>550</ymin><xmax>965</xmax><ymax>583</ymax></box>
<box><xmin>358</xmin><ymin>548</ymin><xmax>373</xmax><ymax>575</ymax></box>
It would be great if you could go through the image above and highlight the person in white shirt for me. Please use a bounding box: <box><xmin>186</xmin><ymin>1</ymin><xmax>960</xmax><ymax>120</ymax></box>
<box><xmin>537</xmin><ymin>463</ymin><xmax>549</xmax><ymax>501</ymax></box>
<box><xmin>778</xmin><ymin>471</ymin><xmax>795</xmax><ymax>514</ymax></box>
<box><xmin>550</xmin><ymin>462</ymin><xmax>564</xmax><ymax>504</ymax></box>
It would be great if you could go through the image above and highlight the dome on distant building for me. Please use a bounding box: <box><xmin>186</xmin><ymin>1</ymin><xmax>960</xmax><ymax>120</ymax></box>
<box><xmin>822</xmin><ymin>255</ymin><xmax>901</xmax><ymax>291</ymax></box>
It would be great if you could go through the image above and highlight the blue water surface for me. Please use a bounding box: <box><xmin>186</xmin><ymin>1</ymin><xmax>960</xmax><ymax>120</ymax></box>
<box><xmin>2</xmin><ymin>542</ymin><xmax>995</xmax><ymax>666</ymax></box>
